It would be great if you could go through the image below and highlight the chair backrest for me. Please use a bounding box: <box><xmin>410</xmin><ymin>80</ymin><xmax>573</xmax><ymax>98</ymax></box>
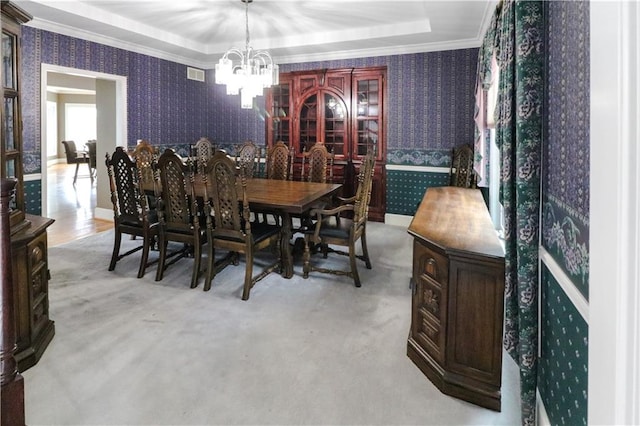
<box><xmin>156</xmin><ymin>149</ymin><xmax>198</xmax><ymax>232</ymax></box>
<box><xmin>235</xmin><ymin>140</ymin><xmax>260</xmax><ymax>178</ymax></box>
<box><xmin>450</xmin><ymin>144</ymin><xmax>476</xmax><ymax>188</ymax></box>
<box><xmin>61</xmin><ymin>140</ymin><xmax>79</xmax><ymax>164</ymax></box>
<box><xmin>105</xmin><ymin>146</ymin><xmax>149</xmax><ymax>226</ymax></box>
<box><xmin>204</xmin><ymin>150</ymin><xmax>250</xmax><ymax>242</ymax></box>
<box><xmin>301</xmin><ymin>142</ymin><xmax>334</xmax><ymax>183</ymax></box>
<box><xmin>266</xmin><ymin>141</ymin><xmax>292</xmax><ymax>181</ymax></box>
<box><xmin>191</xmin><ymin>137</ymin><xmax>215</xmax><ymax>173</ymax></box>
<box><xmin>132</xmin><ymin>140</ymin><xmax>157</xmax><ymax>192</ymax></box>
<box><xmin>86</xmin><ymin>140</ymin><xmax>97</xmax><ymax>169</ymax></box>
<box><xmin>352</xmin><ymin>151</ymin><xmax>376</xmax><ymax>225</ymax></box>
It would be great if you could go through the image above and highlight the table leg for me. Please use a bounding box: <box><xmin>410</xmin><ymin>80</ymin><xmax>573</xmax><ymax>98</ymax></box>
<box><xmin>281</xmin><ymin>212</ymin><xmax>293</xmax><ymax>278</ymax></box>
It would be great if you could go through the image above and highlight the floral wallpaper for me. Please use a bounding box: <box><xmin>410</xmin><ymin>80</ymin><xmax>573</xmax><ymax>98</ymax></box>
<box><xmin>539</xmin><ymin>1</ymin><xmax>590</xmax><ymax>424</ymax></box>
<box><xmin>20</xmin><ymin>25</ymin><xmax>478</xmax><ymax>216</ymax></box>
<box><xmin>542</xmin><ymin>0</ymin><xmax>590</xmax><ymax>298</ymax></box>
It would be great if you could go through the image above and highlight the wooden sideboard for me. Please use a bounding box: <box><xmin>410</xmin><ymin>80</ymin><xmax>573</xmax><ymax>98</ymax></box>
<box><xmin>407</xmin><ymin>186</ymin><xmax>505</xmax><ymax>411</ymax></box>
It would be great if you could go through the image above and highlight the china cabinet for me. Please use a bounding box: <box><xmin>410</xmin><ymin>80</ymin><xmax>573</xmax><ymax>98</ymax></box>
<box><xmin>2</xmin><ymin>0</ymin><xmax>55</xmax><ymax>372</ymax></box>
<box><xmin>266</xmin><ymin>67</ymin><xmax>386</xmax><ymax>221</ymax></box>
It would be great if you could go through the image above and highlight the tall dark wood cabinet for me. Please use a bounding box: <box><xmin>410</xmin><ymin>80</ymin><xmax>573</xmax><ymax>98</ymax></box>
<box><xmin>266</xmin><ymin>67</ymin><xmax>387</xmax><ymax>221</ymax></box>
<box><xmin>2</xmin><ymin>0</ymin><xmax>55</xmax><ymax>372</ymax></box>
<box><xmin>407</xmin><ymin>186</ymin><xmax>505</xmax><ymax>411</ymax></box>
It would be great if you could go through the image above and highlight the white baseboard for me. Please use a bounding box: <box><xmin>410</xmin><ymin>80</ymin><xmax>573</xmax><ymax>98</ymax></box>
<box><xmin>94</xmin><ymin>207</ymin><xmax>113</xmax><ymax>222</ymax></box>
<box><xmin>384</xmin><ymin>213</ymin><xmax>413</xmax><ymax>228</ymax></box>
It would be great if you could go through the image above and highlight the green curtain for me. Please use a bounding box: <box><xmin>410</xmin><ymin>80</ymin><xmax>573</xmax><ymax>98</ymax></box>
<box><xmin>494</xmin><ymin>1</ymin><xmax>544</xmax><ymax>425</ymax></box>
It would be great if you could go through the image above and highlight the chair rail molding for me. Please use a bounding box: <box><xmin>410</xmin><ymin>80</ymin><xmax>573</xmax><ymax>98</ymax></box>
<box><xmin>589</xmin><ymin>1</ymin><xmax>640</xmax><ymax>424</ymax></box>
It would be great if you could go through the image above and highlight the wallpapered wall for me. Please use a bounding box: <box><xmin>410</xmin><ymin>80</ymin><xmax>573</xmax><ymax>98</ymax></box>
<box><xmin>20</xmin><ymin>26</ymin><xmax>478</xmax><ymax>216</ymax></box>
<box><xmin>280</xmin><ymin>50</ymin><xmax>478</xmax><ymax>166</ymax></box>
<box><xmin>539</xmin><ymin>1</ymin><xmax>590</xmax><ymax>425</ymax></box>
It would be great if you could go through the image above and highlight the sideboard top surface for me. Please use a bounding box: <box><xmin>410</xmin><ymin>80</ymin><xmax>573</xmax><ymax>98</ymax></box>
<box><xmin>408</xmin><ymin>186</ymin><xmax>504</xmax><ymax>260</ymax></box>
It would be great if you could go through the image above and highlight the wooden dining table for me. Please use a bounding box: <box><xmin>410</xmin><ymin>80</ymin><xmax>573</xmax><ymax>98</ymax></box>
<box><xmin>236</xmin><ymin>178</ymin><xmax>342</xmax><ymax>278</ymax></box>
<box><xmin>156</xmin><ymin>176</ymin><xmax>342</xmax><ymax>279</ymax></box>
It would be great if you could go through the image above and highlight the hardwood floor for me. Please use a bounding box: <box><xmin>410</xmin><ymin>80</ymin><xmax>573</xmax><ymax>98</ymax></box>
<box><xmin>46</xmin><ymin>163</ymin><xmax>112</xmax><ymax>247</ymax></box>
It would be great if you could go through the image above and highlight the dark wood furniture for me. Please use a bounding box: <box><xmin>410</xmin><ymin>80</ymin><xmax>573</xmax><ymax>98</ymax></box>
<box><xmin>450</xmin><ymin>144</ymin><xmax>476</xmax><ymax>188</ymax></box>
<box><xmin>61</xmin><ymin>140</ymin><xmax>91</xmax><ymax>184</ymax></box>
<box><xmin>266</xmin><ymin>67</ymin><xmax>386</xmax><ymax>221</ymax></box>
<box><xmin>202</xmin><ymin>152</ymin><xmax>282</xmax><ymax>300</ymax></box>
<box><xmin>300</xmin><ymin>142</ymin><xmax>334</xmax><ymax>183</ymax></box>
<box><xmin>105</xmin><ymin>147</ymin><xmax>159</xmax><ymax>278</ymax></box>
<box><xmin>407</xmin><ymin>186</ymin><xmax>505</xmax><ymax>411</ymax></box>
<box><xmin>237</xmin><ymin>178</ymin><xmax>342</xmax><ymax>279</ymax></box>
<box><xmin>155</xmin><ymin>149</ymin><xmax>206</xmax><ymax>289</ymax></box>
<box><xmin>235</xmin><ymin>140</ymin><xmax>260</xmax><ymax>178</ymax></box>
<box><xmin>265</xmin><ymin>141</ymin><xmax>292</xmax><ymax>181</ymax></box>
<box><xmin>2</xmin><ymin>0</ymin><xmax>55</xmax><ymax>373</ymax></box>
<box><xmin>302</xmin><ymin>151</ymin><xmax>375</xmax><ymax>288</ymax></box>
<box><xmin>1</xmin><ymin>178</ymin><xmax>25</xmax><ymax>426</ymax></box>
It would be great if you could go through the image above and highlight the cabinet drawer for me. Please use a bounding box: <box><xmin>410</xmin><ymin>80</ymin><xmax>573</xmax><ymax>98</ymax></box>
<box><xmin>413</xmin><ymin>240</ymin><xmax>448</xmax><ymax>285</ymax></box>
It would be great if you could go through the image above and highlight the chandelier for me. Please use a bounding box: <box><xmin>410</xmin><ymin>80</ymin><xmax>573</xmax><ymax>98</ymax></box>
<box><xmin>215</xmin><ymin>0</ymin><xmax>279</xmax><ymax>109</ymax></box>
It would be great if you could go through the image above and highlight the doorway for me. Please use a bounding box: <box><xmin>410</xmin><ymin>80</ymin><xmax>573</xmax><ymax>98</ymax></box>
<box><xmin>40</xmin><ymin>64</ymin><xmax>127</xmax><ymax>244</ymax></box>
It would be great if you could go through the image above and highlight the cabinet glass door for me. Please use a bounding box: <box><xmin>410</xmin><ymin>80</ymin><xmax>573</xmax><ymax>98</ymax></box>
<box><xmin>354</xmin><ymin>78</ymin><xmax>381</xmax><ymax>158</ymax></box>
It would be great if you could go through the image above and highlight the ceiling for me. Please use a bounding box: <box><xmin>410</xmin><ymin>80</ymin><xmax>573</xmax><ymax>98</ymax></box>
<box><xmin>16</xmin><ymin>0</ymin><xmax>496</xmax><ymax>69</ymax></box>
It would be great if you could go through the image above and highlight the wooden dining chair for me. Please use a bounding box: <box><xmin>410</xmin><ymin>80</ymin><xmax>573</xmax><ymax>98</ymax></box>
<box><xmin>301</xmin><ymin>142</ymin><xmax>334</xmax><ymax>183</ymax></box>
<box><xmin>266</xmin><ymin>141</ymin><xmax>293</xmax><ymax>181</ymax></box>
<box><xmin>191</xmin><ymin>137</ymin><xmax>215</xmax><ymax>174</ymax></box>
<box><xmin>154</xmin><ymin>148</ymin><xmax>206</xmax><ymax>289</ymax></box>
<box><xmin>61</xmin><ymin>140</ymin><xmax>91</xmax><ymax>184</ymax></box>
<box><xmin>302</xmin><ymin>151</ymin><xmax>375</xmax><ymax>287</ymax></box>
<box><xmin>293</xmin><ymin>142</ymin><xmax>335</xmax><ymax>232</ymax></box>
<box><xmin>449</xmin><ymin>144</ymin><xmax>476</xmax><ymax>188</ymax></box>
<box><xmin>131</xmin><ymin>139</ymin><xmax>158</xmax><ymax>210</ymax></box>
<box><xmin>202</xmin><ymin>151</ymin><xmax>282</xmax><ymax>300</ymax></box>
<box><xmin>235</xmin><ymin>139</ymin><xmax>260</xmax><ymax>178</ymax></box>
<box><xmin>105</xmin><ymin>146</ymin><xmax>159</xmax><ymax>278</ymax></box>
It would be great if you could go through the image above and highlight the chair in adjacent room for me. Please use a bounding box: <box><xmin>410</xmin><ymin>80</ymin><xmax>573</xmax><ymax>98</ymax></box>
<box><xmin>235</xmin><ymin>139</ymin><xmax>260</xmax><ymax>178</ymax></box>
<box><xmin>154</xmin><ymin>148</ymin><xmax>206</xmax><ymax>289</ymax></box>
<box><xmin>61</xmin><ymin>140</ymin><xmax>91</xmax><ymax>184</ymax></box>
<box><xmin>85</xmin><ymin>140</ymin><xmax>97</xmax><ymax>182</ymax></box>
<box><xmin>449</xmin><ymin>144</ymin><xmax>477</xmax><ymax>188</ymax></box>
<box><xmin>302</xmin><ymin>151</ymin><xmax>375</xmax><ymax>288</ymax></box>
<box><xmin>202</xmin><ymin>151</ymin><xmax>282</xmax><ymax>300</ymax></box>
<box><xmin>105</xmin><ymin>146</ymin><xmax>159</xmax><ymax>278</ymax></box>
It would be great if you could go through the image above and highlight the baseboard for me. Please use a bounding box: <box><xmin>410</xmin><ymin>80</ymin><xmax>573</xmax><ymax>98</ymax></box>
<box><xmin>384</xmin><ymin>213</ymin><xmax>413</xmax><ymax>228</ymax></box>
<box><xmin>94</xmin><ymin>207</ymin><xmax>113</xmax><ymax>222</ymax></box>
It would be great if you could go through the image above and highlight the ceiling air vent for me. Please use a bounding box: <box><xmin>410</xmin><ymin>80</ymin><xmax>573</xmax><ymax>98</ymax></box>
<box><xmin>187</xmin><ymin>67</ymin><xmax>205</xmax><ymax>82</ymax></box>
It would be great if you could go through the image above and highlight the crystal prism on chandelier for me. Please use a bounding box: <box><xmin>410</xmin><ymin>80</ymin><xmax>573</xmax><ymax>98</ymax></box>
<box><xmin>215</xmin><ymin>0</ymin><xmax>279</xmax><ymax>109</ymax></box>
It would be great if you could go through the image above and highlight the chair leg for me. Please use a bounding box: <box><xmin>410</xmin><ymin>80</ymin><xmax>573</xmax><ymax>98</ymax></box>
<box><xmin>137</xmin><ymin>234</ymin><xmax>152</xmax><ymax>278</ymax></box>
<box><xmin>109</xmin><ymin>229</ymin><xmax>122</xmax><ymax>271</ymax></box>
<box><xmin>361</xmin><ymin>230</ymin><xmax>372</xmax><ymax>269</ymax></box>
<box><xmin>349</xmin><ymin>239</ymin><xmax>361</xmax><ymax>288</ymax></box>
<box><xmin>242</xmin><ymin>247</ymin><xmax>254</xmax><ymax>301</ymax></box>
<box><xmin>302</xmin><ymin>235</ymin><xmax>312</xmax><ymax>279</ymax></box>
<box><xmin>88</xmin><ymin>162</ymin><xmax>94</xmax><ymax>183</ymax></box>
<box><xmin>73</xmin><ymin>162</ymin><xmax>80</xmax><ymax>184</ymax></box>
<box><xmin>190</xmin><ymin>238</ymin><xmax>202</xmax><ymax>289</ymax></box>
<box><xmin>155</xmin><ymin>234</ymin><xmax>167</xmax><ymax>282</ymax></box>
<box><xmin>204</xmin><ymin>242</ymin><xmax>215</xmax><ymax>292</ymax></box>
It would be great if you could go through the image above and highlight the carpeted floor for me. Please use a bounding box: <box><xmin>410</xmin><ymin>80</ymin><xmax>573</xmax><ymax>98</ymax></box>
<box><xmin>22</xmin><ymin>221</ymin><xmax>520</xmax><ymax>425</ymax></box>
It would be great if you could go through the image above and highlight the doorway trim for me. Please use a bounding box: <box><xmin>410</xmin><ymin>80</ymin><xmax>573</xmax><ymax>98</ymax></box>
<box><xmin>40</xmin><ymin>63</ymin><xmax>127</xmax><ymax>216</ymax></box>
